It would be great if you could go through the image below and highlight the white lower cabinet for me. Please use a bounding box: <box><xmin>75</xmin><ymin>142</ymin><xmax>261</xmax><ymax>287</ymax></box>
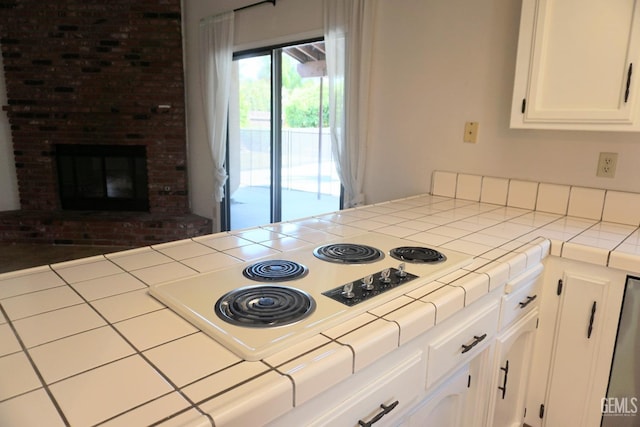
<box><xmin>425</xmin><ymin>298</ymin><xmax>499</xmax><ymax>390</ymax></box>
<box><xmin>310</xmin><ymin>351</ymin><xmax>424</xmax><ymax>427</ymax></box>
<box><xmin>268</xmin><ymin>350</ymin><xmax>425</xmax><ymax>427</ymax></box>
<box><xmin>404</xmin><ymin>364</ymin><xmax>470</xmax><ymax>427</ymax></box>
<box><xmin>267</xmin><ymin>263</ymin><xmax>546</xmax><ymax>427</ymax></box>
<box><xmin>486</xmin><ymin>309</ymin><xmax>539</xmax><ymax>427</ymax></box>
<box><xmin>399</xmin><ymin>343</ymin><xmax>494</xmax><ymax>427</ymax></box>
<box><xmin>498</xmin><ymin>264</ymin><xmax>542</xmax><ymax>330</ymax></box>
<box><xmin>524</xmin><ymin>257</ymin><xmax>627</xmax><ymax>427</ymax></box>
<box><xmin>397</xmin><ymin>293</ymin><xmax>501</xmax><ymax>427</ymax></box>
<box><xmin>483</xmin><ymin>264</ymin><xmax>543</xmax><ymax>427</ymax></box>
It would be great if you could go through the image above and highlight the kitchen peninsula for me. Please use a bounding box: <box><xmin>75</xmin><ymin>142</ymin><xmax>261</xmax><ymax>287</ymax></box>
<box><xmin>1</xmin><ymin>171</ymin><xmax>639</xmax><ymax>426</ymax></box>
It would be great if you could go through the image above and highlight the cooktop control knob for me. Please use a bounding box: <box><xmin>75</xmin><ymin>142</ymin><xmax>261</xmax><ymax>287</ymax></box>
<box><xmin>342</xmin><ymin>282</ymin><xmax>355</xmax><ymax>299</ymax></box>
<box><xmin>361</xmin><ymin>274</ymin><xmax>374</xmax><ymax>291</ymax></box>
<box><xmin>396</xmin><ymin>262</ymin><xmax>407</xmax><ymax>278</ymax></box>
<box><xmin>323</xmin><ymin>267</ymin><xmax>419</xmax><ymax>306</ymax></box>
<box><xmin>380</xmin><ymin>268</ymin><xmax>391</xmax><ymax>283</ymax></box>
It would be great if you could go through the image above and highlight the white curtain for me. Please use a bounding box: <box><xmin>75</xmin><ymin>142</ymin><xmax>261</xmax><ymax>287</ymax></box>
<box><xmin>199</xmin><ymin>12</ymin><xmax>234</xmax><ymax>203</ymax></box>
<box><xmin>324</xmin><ymin>0</ymin><xmax>376</xmax><ymax>208</ymax></box>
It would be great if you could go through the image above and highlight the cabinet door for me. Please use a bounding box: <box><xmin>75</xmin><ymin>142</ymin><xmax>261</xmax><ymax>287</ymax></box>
<box><xmin>511</xmin><ymin>0</ymin><xmax>640</xmax><ymax>130</ymax></box>
<box><xmin>487</xmin><ymin>310</ymin><xmax>539</xmax><ymax>427</ymax></box>
<box><xmin>524</xmin><ymin>258</ymin><xmax>627</xmax><ymax>427</ymax></box>
<box><xmin>543</xmin><ymin>272</ymin><xmax>608</xmax><ymax>427</ymax></box>
<box><xmin>407</xmin><ymin>365</ymin><xmax>469</xmax><ymax>427</ymax></box>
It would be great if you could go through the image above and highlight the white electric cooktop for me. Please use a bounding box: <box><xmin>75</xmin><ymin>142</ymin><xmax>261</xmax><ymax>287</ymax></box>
<box><xmin>149</xmin><ymin>232</ymin><xmax>473</xmax><ymax>361</ymax></box>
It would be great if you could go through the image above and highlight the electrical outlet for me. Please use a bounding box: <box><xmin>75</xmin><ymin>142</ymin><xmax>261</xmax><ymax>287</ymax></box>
<box><xmin>597</xmin><ymin>152</ymin><xmax>618</xmax><ymax>178</ymax></box>
<box><xmin>463</xmin><ymin>122</ymin><xmax>479</xmax><ymax>143</ymax></box>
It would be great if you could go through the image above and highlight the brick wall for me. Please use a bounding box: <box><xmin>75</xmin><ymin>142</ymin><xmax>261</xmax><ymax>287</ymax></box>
<box><xmin>0</xmin><ymin>0</ymin><xmax>212</xmax><ymax>246</ymax></box>
<box><xmin>0</xmin><ymin>210</ymin><xmax>212</xmax><ymax>246</ymax></box>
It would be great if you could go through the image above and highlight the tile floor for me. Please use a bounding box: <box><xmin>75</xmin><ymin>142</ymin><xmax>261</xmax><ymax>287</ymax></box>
<box><xmin>0</xmin><ymin>243</ymin><xmax>132</xmax><ymax>274</ymax></box>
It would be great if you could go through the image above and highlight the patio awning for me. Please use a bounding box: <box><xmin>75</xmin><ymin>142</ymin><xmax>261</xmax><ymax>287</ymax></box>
<box><xmin>284</xmin><ymin>41</ymin><xmax>326</xmax><ymax>78</ymax></box>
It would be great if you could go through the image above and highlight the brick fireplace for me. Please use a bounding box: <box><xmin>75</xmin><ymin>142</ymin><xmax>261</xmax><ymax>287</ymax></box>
<box><xmin>0</xmin><ymin>0</ymin><xmax>211</xmax><ymax>246</ymax></box>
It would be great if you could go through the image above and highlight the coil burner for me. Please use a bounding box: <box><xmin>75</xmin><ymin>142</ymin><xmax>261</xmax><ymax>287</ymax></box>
<box><xmin>242</xmin><ymin>260</ymin><xmax>308</xmax><ymax>282</ymax></box>
<box><xmin>215</xmin><ymin>285</ymin><xmax>316</xmax><ymax>328</ymax></box>
<box><xmin>389</xmin><ymin>246</ymin><xmax>446</xmax><ymax>264</ymax></box>
<box><xmin>313</xmin><ymin>243</ymin><xmax>384</xmax><ymax>264</ymax></box>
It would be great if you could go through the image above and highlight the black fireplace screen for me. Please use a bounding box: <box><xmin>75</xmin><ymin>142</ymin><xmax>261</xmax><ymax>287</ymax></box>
<box><xmin>56</xmin><ymin>144</ymin><xmax>149</xmax><ymax>211</ymax></box>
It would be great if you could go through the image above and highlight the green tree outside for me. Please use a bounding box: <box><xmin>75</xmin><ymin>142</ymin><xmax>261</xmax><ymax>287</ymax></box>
<box><xmin>239</xmin><ymin>53</ymin><xmax>328</xmax><ymax>129</ymax></box>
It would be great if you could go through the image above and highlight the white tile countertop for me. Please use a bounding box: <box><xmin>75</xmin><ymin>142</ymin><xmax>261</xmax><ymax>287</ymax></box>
<box><xmin>3</xmin><ymin>171</ymin><xmax>640</xmax><ymax>426</ymax></box>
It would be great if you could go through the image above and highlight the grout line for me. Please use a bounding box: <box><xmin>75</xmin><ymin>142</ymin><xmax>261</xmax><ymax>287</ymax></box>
<box><xmin>46</xmin><ymin>268</ymin><xmax>215</xmax><ymax>426</ymax></box>
<box><xmin>0</xmin><ymin>302</ymin><xmax>71</xmax><ymax>426</ymax></box>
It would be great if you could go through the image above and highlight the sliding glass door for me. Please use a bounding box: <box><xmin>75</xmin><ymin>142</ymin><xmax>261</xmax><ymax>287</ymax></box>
<box><xmin>227</xmin><ymin>53</ymin><xmax>272</xmax><ymax>228</ymax></box>
<box><xmin>224</xmin><ymin>40</ymin><xmax>341</xmax><ymax>231</ymax></box>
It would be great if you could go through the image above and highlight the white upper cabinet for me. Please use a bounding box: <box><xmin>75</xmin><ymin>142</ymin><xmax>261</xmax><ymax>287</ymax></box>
<box><xmin>511</xmin><ymin>0</ymin><xmax>640</xmax><ymax>131</ymax></box>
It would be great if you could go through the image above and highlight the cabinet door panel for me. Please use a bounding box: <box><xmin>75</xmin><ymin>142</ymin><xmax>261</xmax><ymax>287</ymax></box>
<box><xmin>488</xmin><ymin>310</ymin><xmax>539</xmax><ymax>427</ymax></box>
<box><xmin>408</xmin><ymin>366</ymin><xmax>469</xmax><ymax>427</ymax></box>
<box><xmin>523</xmin><ymin>258</ymin><xmax>627</xmax><ymax>427</ymax></box>
<box><xmin>544</xmin><ymin>273</ymin><xmax>607</xmax><ymax>427</ymax></box>
<box><xmin>529</xmin><ymin>0</ymin><xmax>637</xmax><ymax>120</ymax></box>
<box><xmin>511</xmin><ymin>0</ymin><xmax>640</xmax><ymax>129</ymax></box>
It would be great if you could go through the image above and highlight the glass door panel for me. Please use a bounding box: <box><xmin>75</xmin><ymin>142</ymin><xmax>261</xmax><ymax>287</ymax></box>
<box><xmin>228</xmin><ymin>54</ymin><xmax>272</xmax><ymax>230</ymax></box>
<box><xmin>280</xmin><ymin>50</ymin><xmax>340</xmax><ymax>221</ymax></box>
<box><xmin>226</xmin><ymin>41</ymin><xmax>340</xmax><ymax>231</ymax></box>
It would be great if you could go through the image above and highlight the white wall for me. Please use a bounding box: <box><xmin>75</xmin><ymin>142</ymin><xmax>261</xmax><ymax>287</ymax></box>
<box><xmin>185</xmin><ymin>0</ymin><xmax>640</xmax><ymax>222</ymax></box>
<box><xmin>365</xmin><ymin>0</ymin><xmax>640</xmax><ymax>203</ymax></box>
<box><xmin>0</xmin><ymin>55</ymin><xmax>19</xmax><ymax>211</ymax></box>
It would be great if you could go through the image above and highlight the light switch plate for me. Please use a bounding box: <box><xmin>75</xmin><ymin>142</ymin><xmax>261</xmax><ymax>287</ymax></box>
<box><xmin>464</xmin><ymin>122</ymin><xmax>479</xmax><ymax>143</ymax></box>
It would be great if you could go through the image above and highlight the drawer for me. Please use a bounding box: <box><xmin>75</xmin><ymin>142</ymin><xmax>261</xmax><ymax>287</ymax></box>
<box><xmin>305</xmin><ymin>351</ymin><xmax>425</xmax><ymax>427</ymax></box>
<box><xmin>499</xmin><ymin>264</ymin><xmax>543</xmax><ymax>330</ymax></box>
<box><xmin>426</xmin><ymin>300</ymin><xmax>499</xmax><ymax>389</ymax></box>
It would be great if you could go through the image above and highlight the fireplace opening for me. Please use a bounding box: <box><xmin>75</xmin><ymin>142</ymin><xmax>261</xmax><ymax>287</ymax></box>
<box><xmin>56</xmin><ymin>144</ymin><xmax>149</xmax><ymax>211</ymax></box>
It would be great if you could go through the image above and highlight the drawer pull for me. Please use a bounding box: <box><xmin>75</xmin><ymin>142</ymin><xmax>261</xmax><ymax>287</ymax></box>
<box><xmin>358</xmin><ymin>400</ymin><xmax>399</xmax><ymax>427</ymax></box>
<box><xmin>461</xmin><ymin>333</ymin><xmax>487</xmax><ymax>354</ymax></box>
<box><xmin>518</xmin><ymin>295</ymin><xmax>537</xmax><ymax>309</ymax></box>
<box><xmin>497</xmin><ymin>359</ymin><xmax>509</xmax><ymax>399</ymax></box>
